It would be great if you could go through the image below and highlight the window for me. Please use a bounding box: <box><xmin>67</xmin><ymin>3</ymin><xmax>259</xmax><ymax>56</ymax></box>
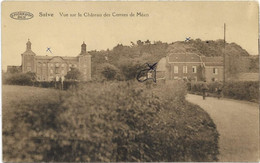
<box><xmin>61</xmin><ymin>70</ymin><xmax>65</xmax><ymax>74</ymax></box>
<box><xmin>213</xmin><ymin>68</ymin><xmax>218</xmax><ymax>74</ymax></box>
<box><xmin>183</xmin><ymin>66</ymin><xmax>187</xmax><ymax>73</ymax></box>
<box><xmin>192</xmin><ymin>66</ymin><xmax>197</xmax><ymax>73</ymax></box>
<box><xmin>174</xmin><ymin>66</ymin><xmax>178</xmax><ymax>73</ymax></box>
<box><xmin>50</xmin><ymin>69</ymin><xmax>53</xmax><ymax>74</ymax></box>
<box><xmin>55</xmin><ymin>68</ymin><xmax>59</xmax><ymax>73</ymax></box>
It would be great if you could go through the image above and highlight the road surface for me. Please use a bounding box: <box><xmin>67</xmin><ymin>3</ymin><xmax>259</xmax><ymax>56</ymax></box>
<box><xmin>186</xmin><ymin>94</ymin><xmax>259</xmax><ymax>162</ymax></box>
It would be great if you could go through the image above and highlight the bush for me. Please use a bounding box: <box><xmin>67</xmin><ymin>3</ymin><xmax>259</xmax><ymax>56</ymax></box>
<box><xmin>94</xmin><ymin>63</ymin><xmax>124</xmax><ymax>81</ymax></box>
<box><xmin>3</xmin><ymin>72</ymin><xmax>36</xmax><ymax>86</ymax></box>
<box><xmin>4</xmin><ymin>81</ymin><xmax>219</xmax><ymax>162</ymax></box>
<box><xmin>223</xmin><ymin>81</ymin><xmax>259</xmax><ymax>101</ymax></box>
<box><xmin>188</xmin><ymin>81</ymin><xmax>259</xmax><ymax>102</ymax></box>
<box><xmin>65</xmin><ymin>68</ymin><xmax>81</xmax><ymax>80</ymax></box>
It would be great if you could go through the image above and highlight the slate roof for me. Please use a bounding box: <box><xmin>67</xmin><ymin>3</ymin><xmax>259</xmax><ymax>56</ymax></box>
<box><xmin>201</xmin><ymin>57</ymin><xmax>223</xmax><ymax>66</ymax></box>
<box><xmin>168</xmin><ymin>53</ymin><xmax>201</xmax><ymax>62</ymax></box>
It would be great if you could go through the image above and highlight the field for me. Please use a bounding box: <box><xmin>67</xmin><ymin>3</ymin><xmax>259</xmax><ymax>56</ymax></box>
<box><xmin>2</xmin><ymin>82</ymin><xmax>219</xmax><ymax>162</ymax></box>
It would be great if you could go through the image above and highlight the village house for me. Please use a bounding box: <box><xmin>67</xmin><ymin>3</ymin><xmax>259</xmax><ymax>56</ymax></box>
<box><xmin>156</xmin><ymin>52</ymin><xmax>224</xmax><ymax>82</ymax></box>
<box><xmin>10</xmin><ymin>40</ymin><xmax>92</xmax><ymax>81</ymax></box>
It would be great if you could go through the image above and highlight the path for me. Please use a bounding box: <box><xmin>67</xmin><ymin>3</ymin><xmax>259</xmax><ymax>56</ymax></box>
<box><xmin>186</xmin><ymin>94</ymin><xmax>259</xmax><ymax>162</ymax></box>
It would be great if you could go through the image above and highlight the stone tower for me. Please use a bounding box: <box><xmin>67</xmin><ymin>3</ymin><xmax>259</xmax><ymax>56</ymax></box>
<box><xmin>21</xmin><ymin>39</ymin><xmax>36</xmax><ymax>73</ymax></box>
<box><xmin>78</xmin><ymin>42</ymin><xmax>91</xmax><ymax>81</ymax></box>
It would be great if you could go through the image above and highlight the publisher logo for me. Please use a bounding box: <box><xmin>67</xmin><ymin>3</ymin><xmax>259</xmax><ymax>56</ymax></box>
<box><xmin>10</xmin><ymin>11</ymin><xmax>34</xmax><ymax>20</ymax></box>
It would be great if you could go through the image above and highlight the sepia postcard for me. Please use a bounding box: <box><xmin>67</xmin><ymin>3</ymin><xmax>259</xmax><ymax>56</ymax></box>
<box><xmin>1</xmin><ymin>1</ymin><xmax>259</xmax><ymax>162</ymax></box>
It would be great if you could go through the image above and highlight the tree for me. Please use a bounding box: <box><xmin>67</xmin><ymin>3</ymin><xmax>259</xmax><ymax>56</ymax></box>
<box><xmin>136</xmin><ymin>40</ymin><xmax>144</xmax><ymax>46</ymax></box>
<box><xmin>94</xmin><ymin>63</ymin><xmax>123</xmax><ymax>81</ymax></box>
<box><xmin>65</xmin><ymin>68</ymin><xmax>81</xmax><ymax>80</ymax></box>
<box><xmin>145</xmin><ymin>40</ymin><xmax>151</xmax><ymax>44</ymax></box>
<box><xmin>4</xmin><ymin>72</ymin><xmax>36</xmax><ymax>85</ymax></box>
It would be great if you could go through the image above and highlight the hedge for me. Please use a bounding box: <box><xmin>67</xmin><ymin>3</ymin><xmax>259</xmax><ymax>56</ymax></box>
<box><xmin>187</xmin><ymin>81</ymin><xmax>259</xmax><ymax>102</ymax></box>
<box><xmin>3</xmin><ymin>81</ymin><xmax>219</xmax><ymax>162</ymax></box>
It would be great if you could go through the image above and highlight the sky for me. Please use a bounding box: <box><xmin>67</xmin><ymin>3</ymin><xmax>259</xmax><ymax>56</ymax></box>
<box><xmin>2</xmin><ymin>1</ymin><xmax>259</xmax><ymax>70</ymax></box>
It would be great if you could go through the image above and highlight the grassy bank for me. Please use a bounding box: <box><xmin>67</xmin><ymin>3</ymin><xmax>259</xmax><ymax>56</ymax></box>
<box><xmin>3</xmin><ymin>82</ymin><xmax>219</xmax><ymax>162</ymax></box>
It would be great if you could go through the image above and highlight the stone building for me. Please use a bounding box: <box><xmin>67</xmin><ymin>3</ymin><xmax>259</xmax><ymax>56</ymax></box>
<box><xmin>201</xmin><ymin>57</ymin><xmax>223</xmax><ymax>82</ymax></box>
<box><xmin>20</xmin><ymin>40</ymin><xmax>91</xmax><ymax>81</ymax></box>
<box><xmin>156</xmin><ymin>52</ymin><xmax>223</xmax><ymax>82</ymax></box>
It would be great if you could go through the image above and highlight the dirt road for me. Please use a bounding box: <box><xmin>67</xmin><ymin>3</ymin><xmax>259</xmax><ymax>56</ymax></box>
<box><xmin>186</xmin><ymin>94</ymin><xmax>259</xmax><ymax>162</ymax></box>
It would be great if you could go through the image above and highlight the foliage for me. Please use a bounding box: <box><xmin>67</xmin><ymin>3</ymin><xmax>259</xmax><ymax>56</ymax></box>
<box><xmin>65</xmin><ymin>68</ymin><xmax>81</xmax><ymax>80</ymax></box>
<box><xmin>3</xmin><ymin>82</ymin><xmax>219</xmax><ymax>162</ymax></box>
<box><xmin>3</xmin><ymin>72</ymin><xmax>36</xmax><ymax>85</ymax></box>
<box><xmin>7</xmin><ymin>66</ymin><xmax>21</xmax><ymax>74</ymax></box>
<box><xmin>222</xmin><ymin>81</ymin><xmax>259</xmax><ymax>102</ymax></box>
<box><xmin>90</xmin><ymin>40</ymin><xmax>169</xmax><ymax>80</ymax></box>
<box><xmin>188</xmin><ymin>81</ymin><xmax>259</xmax><ymax>102</ymax></box>
<box><xmin>95</xmin><ymin>63</ymin><xmax>124</xmax><ymax>81</ymax></box>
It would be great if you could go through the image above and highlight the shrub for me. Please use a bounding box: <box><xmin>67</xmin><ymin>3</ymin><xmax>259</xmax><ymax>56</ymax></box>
<box><xmin>94</xmin><ymin>63</ymin><xmax>124</xmax><ymax>81</ymax></box>
<box><xmin>3</xmin><ymin>72</ymin><xmax>36</xmax><ymax>86</ymax></box>
<box><xmin>188</xmin><ymin>81</ymin><xmax>259</xmax><ymax>102</ymax></box>
<box><xmin>65</xmin><ymin>68</ymin><xmax>81</xmax><ymax>80</ymax></box>
<box><xmin>222</xmin><ymin>81</ymin><xmax>259</xmax><ymax>101</ymax></box>
<box><xmin>4</xmin><ymin>81</ymin><xmax>219</xmax><ymax>162</ymax></box>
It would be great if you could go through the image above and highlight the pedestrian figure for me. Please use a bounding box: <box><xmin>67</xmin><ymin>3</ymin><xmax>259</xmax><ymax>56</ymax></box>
<box><xmin>202</xmin><ymin>81</ymin><xmax>209</xmax><ymax>100</ymax></box>
<box><xmin>216</xmin><ymin>85</ymin><xmax>223</xmax><ymax>99</ymax></box>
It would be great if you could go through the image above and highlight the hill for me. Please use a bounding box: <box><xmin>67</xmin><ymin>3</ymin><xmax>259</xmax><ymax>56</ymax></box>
<box><xmin>167</xmin><ymin>39</ymin><xmax>250</xmax><ymax>57</ymax></box>
<box><xmin>89</xmin><ymin>39</ymin><xmax>255</xmax><ymax>80</ymax></box>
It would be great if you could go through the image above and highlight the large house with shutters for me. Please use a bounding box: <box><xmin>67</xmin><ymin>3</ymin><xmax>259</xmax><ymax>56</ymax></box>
<box><xmin>156</xmin><ymin>52</ymin><xmax>223</xmax><ymax>82</ymax></box>
<box><xmin>18</xmin><ymin>40</ymin><xmax>91</xmax><ymax>81</ymax></box>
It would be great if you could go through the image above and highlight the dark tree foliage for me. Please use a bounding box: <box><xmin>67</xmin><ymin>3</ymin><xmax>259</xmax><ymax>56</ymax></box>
<box><xmin>65</xmin><ymin>68</ymin><xmax>81</xmax><ymax>80</ymax></box>
<box><xmin>99</xmin><ymin>63</ymin><xmax>123</xmax><ymax>81</ymax></box>
<box><xmin>3</xmin><ymin>72</ymin><xmax>36</xmax><ymax>85</ymax></box>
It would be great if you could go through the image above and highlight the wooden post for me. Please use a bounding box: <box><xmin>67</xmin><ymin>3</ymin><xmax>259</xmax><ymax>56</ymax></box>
<box><xmin>223</xmin><ymin>23</ymin><xmax>226</xmax><ymax>84</ymax></box>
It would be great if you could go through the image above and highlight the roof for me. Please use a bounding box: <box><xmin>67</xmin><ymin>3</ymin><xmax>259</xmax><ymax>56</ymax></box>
<box><xmin>156</xmin><ymin>57</ymin><xmax>167</xmax><ymax>71</ymax></box>
<box><xmin>201</xmin><ymin>57</ymin><xmax>223</xmax><ymax>66</ymax></box>
<box><xmin>201</xmin><ymin>57</ymin><xmax>223</xmax><ymax>62</ymax></box>
<box><xmin>35</xmin><ymin>55</ymin><xmax>78</xmax><ymax>61</ymax></box>
<box><xmin>22</xmin><ymin>50</ymin><xmax>36</xmax><ymax>56</ymax></box>
<box><xmin>168</xmin><ymin>53</ymin><xmax>201</xmax><ymax>62</ymax></box>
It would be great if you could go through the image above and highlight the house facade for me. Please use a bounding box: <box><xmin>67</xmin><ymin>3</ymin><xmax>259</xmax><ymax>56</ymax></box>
<box><xmin>156</xmin><ymin>52</ymin><xmax>223</xmax><ymax>82</ymax></box>
<box><xmin>201</xmin><ymin>57</ymin><xmax>223</xmax><ymax>82</ymax></box>
<box><xmin>19</xmin><ymin>40</ymin><xmax>91</xmax><ymax>81</ymax></box>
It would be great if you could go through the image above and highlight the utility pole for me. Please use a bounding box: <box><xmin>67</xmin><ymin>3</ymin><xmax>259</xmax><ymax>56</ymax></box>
<box><xmin>223</xmin><ymin>23</ymin><xmax>226</xmax><ymax>84</ymax></box>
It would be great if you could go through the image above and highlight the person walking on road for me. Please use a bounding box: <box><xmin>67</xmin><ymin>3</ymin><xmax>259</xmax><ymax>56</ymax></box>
<box><xmin>202</xmin><ymin>81</ymin><xmax>209</xmax><ymax>100</ymax></box>
<box><xmin>216</xmin><ymin>84</ymin><xmax>223</xmax><ymax>99</ymax></box>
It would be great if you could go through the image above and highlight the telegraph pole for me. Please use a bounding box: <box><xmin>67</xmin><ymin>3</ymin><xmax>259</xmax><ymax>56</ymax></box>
<box><xmin>223</xmin><ymin>23</ymin><xmax>226</xmax><ymax>84</ymax></box>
